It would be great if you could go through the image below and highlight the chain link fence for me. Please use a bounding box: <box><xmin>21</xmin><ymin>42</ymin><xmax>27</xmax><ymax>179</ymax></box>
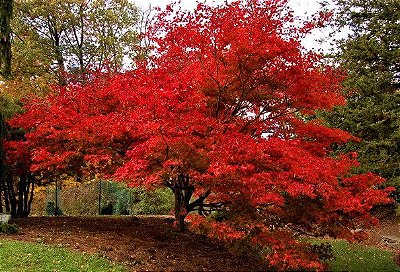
<box><xmin>31</xmin><ymin>181</ymin><xmax>174</xmax><ymax>216</ymax></box>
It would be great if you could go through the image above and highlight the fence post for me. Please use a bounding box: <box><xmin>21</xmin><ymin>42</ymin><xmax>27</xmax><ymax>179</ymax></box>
<box><xmin>55</xmin><ymin>177</ymin><xmax>58</xmax><ymax>216</ymax></box>
<box><xmin>98</xmin><ymin>179</ymin><xmax>102</xmax><ymax>215</ymax></box>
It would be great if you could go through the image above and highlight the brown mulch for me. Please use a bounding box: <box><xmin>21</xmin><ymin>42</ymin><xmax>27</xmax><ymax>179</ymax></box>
<box><xmin>2</xmin><ymin>216</ymin><xmax>264</xmax><ymax>271</ymax></box>
<box><xmin>364</xmin><ymin>219</ymin><xmax>400</xmax><ymax>251</ymax></box>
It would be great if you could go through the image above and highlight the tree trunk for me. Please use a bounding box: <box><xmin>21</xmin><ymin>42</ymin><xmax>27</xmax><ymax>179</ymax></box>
<box><xmin>54</xmin><ymin>30</ymin><xmax>66</xmax><ymax>86</ymax></box>
<box><xmin>2</xmin><ymin>170</ymin><xmax>35</xmax><ymax>218</ymax></box>
<box><xmin>0</xmin><ymin>114</ymin><xmax>5</xmax><ymax>213</ymax></box>
<box><xmin>47</xmin><ymin>15</ymin><xmax>66</xmax><ymax>86</ymax></box>
<box><xmin>0</xmin><ymin>177</ymin><xmax>3</xmax><ymax>213</ymax></box>
<box><xmin>3</xmin><ymin>177</ymin><xmax>10</xmax><ymax>213</ymax></box>
<box><xmin>17</xmin><ymin>173</ymin><xmax>34</xmax><ymax>218</ymax></box>
<box><xmin>7</xmin><ymin>171</ymin><xmax>33</xmax><ymax>218</ymax></box>
<box><xmin>6</xmin><ymin>174</ymin><xmax>16</xmax><ymax>217</ymax></box>
<box><xmin>98</xmin><ymin>179</ymin><xmax>102</xmax><ymax>215</ymax></box>
<box><xmin>172</xmin><ymin>174</ymin><xmax>194</xmax><ymax>231</ymax></box>
<box><xmin>0</xmin><ymin>0</ymin><xmax>13</xmax><ymax>79</ymax></box>
<box><xmin>26</xmin><ymin>175</ymin><xmax>34</xmax><ymax>215</ymax></box>
<box><xmin>55</xmin><ymin>177</ymin><xmax>59</xmax><ymax>216</ymax></box>
<box><xmin>17</xmin><ymin>173</ymin><xmax>25</xmax><ymax>215</ymax></box>
<box><xmin>174</xmin><ymin>187</ymin><xmax>187</xmax><ymax>230</ymax></box>
<box><xmin>0</xmin><ymin>0</ymin><xmax>12</xmax><ymax>214</ymax></box>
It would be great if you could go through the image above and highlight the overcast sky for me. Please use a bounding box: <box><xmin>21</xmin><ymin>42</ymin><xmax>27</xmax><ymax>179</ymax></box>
<box><xmin>132</xmin><ymin>0</ymin><xmax>335</xmax><ymax>52</ymax></box>
<box><xmin>134</xmin><ymin>0</ymin><xmax>324</xmax><ymax>16</ymax></box>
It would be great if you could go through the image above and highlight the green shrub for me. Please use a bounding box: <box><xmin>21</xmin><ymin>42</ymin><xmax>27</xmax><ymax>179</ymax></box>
<box><xmin>207</xmin><ymin>210</ymin><xmax>228</xmax><ymax>222</ymax></box>
<box><xmin>114</xmin><ymin>188</ymin><xmax>133</xmax><ymax>215</ymax></box>
<box><xmin>100</xmin><ymin>202</ymin><xmax>114</xmax><ymax>215</ymax></box>
<box><xmin>131</xmin><ymin>188</ymin><xmax>173</xmax><ymax>215</ymax></box>
<box><xmin>0</xmin><ymin>223</ymin><xmax>20</xmax><ymax>234</ymax></box>
<box><xmin>45</xmin><ymin>201</ymin><xmax>63</xmax><ymax>216</ymax></box>
<box><xmin>309</xmin><ymin>242</ymin><xmax>335</xmax><ymax>262</ymax></box>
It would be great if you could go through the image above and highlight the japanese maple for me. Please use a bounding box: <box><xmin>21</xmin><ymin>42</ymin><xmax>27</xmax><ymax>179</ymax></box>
<box><xmin>8</xmin><ymin>72</ymin><xmax>140</xmax><ymax>179</ymax></box>
<box><xmin>8</xmin><ymin>0</ymin><xmax>394</xmax><ymax>269</ymax></box>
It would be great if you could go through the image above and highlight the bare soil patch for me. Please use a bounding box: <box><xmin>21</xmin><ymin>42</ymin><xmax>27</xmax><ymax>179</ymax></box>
<box><xmin>2</xmin><ymin>216</ymin><xmax>263</xmax><ymax>271</ymax></box>
<box><xmin>364</xmin><ymin>220</ymin><xmax>400</xmax><ymax>251</ymax></box>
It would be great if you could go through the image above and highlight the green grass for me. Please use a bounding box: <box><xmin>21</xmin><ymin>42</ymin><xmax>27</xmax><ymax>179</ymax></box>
<box><xmin>0</xmin><ymin>240</ymin><xmax>127</xmax><ymax>272</ymax></box>
<box><xmin>312</xmin><ymin>239</ymin><xmax>399</xmax><ymax>272</ymax></box>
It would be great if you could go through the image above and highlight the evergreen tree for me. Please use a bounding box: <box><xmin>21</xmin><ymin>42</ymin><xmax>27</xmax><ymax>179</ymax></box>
<box><xmin>325</xmin><ymin>0</ymin><xmax>400</xmax><ymax>201</ymax></box>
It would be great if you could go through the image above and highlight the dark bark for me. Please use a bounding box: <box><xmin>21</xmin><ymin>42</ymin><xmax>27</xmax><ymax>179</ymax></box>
<box><xmin>3</xmin><ymin>177</ymin><xmax>10</xmax><ymax>213</ymax></box>
<box><xmin>0</xmin><ymin>169</ymin><xmax>35</xmax><ymax>218</ymax></box>
<box><xmin>6</xmin><ymin>173</ymin><xmax>16</xmax><ymax>217</ymax></box>
<box><xmin>0</xmin><ymin>89</ymin><xmax>35</xmax><ymax>218</ymax></box>
<box><xmin>0</xmin><ymin>114</ymin><xmax>5</xmax><ymax>213</ymax></box>
<box><xmin>98</xmin><ymin>179</ymin><xmax>102</xmax><ymax>215</ymax></box>
<box><xmin>55</xmin><ymin>177</ymin><xmax>59</xmax><ymax>216</ymax></box>
<box><xmin>0</xmin><ymin>176</ymin><xmax>3</xmax><ymax>213</ymax></box>
<box><xmin>172</xmin><ymin>174</ymin><xmax>193</xmax><ymax>230</ymax></box>
<box><xmin>0</xmin><ymin>0</ymin><xmax>13</xmax><ymax>79</ymax></box>
<box><xmin>0</xmin><ymin>114</ymin><xmax>11</xmax><ymax>214</ymax></box>
<box><xmin>0</xmin><ymin>0</ymin><xmax>11</xmax><ymax>206</ymax></box>
<box><xmin>27</xmin><ymin>175</ymin><xmax>34</xmax><ymax>215</ymax></box>
<box><xmin>174</xmin><ymin>189</ymin><xmax>186</xmax><ymax>230</ymax></box>
<box><xmin>13</xmin><ymin>172</ymin><xmax>35</xmax><ymax>218</ymax></box>
<box><xmin>17</xmin><ymin>173</ymin><xmax>25</xmax><ymax>215</ymax></box>
<box><xmin>170</xmin><ymin>173</ymin><xmax>224</xmax><ymax>230</ymax></box>
<box><xmin>47</xmin><ymin>16</ymin><xmax>66</xmax><ymax>86</ymax></box>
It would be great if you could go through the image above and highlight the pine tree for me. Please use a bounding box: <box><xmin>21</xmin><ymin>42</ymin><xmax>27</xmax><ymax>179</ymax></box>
<box><xmin>325</xmin><ymin>0</ymin><xmax>400</xmax><ymax>201</ymax></box>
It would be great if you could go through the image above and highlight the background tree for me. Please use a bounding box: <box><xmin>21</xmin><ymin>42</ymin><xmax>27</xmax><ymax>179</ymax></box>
<box><xmin>13</xmin><ymin>0</ymin><xmax>139</xmax><ymax>85</ymax></box>
<box><xmin>0</xmin><ymin>0</ymin><xmax>34</xmax><ymax>218</ymax></box>
<box><xmin>0</xmin><ymin>0</ymin><xmax>13</xmax><ymax>214</ymax></box>
<box><xmin>323</xmin><ymin>0</ymin><xmax>400</xmax><ymax>202</ymax></box>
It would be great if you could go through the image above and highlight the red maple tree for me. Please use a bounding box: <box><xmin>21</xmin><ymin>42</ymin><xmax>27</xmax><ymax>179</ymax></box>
<box><xmin>8</xmin><ymin>0</ymin><xmax>393</xmax><ymax>269</ymax></box>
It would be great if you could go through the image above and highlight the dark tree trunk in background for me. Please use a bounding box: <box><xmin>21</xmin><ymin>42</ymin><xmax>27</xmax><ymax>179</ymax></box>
<box><xmin>0</xmin><ymin>0</ymin><xmax>13</xmax><ymax>79</ymax></box>
<box><xmin>6</xmin><ymin>172</ymin><xmax>35</xmax><ymax>218</ymax></box>
<box><xmin>0</xmin><ymin>0</ymin><xmax>35</xmax><ymax>218</ymax></box>
<box><xmin>0</xmin><ymin>0</ymin><xmax>13</xmax><ymax>213</ymax></box>
<box><xmin>0</xmin><ymin>113</ymin><xmax>8</xmax><ymax>214</ymax></box>
<box><xmin>0</xmin><ymin>174</ymin><xmax>3</xmax><ymax>213</ymax></box>
<box><xmin>3</xmin><ymin>175</ymin><xmax>10</xmax><ymax>213</ymax></box>
<box><xmin>0</xmin><ymin>114</ymin><xmax>35</xmax><ymax>218</ymax></box>
<box><xmin>6</xmin><ymin>173</ymin><xmax>16</xmax><ymax>217</ymax></box>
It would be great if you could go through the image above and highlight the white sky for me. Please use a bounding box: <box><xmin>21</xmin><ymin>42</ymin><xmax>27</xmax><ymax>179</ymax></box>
<box><xmin>134</xmin><ymin>0</ymin><xmax>323</xmax><ymax>15</ymax></box>
<box><xmin>133</xmin><ymin>0</ymin><xmax>337</xmax><ymax>52</ymax></box>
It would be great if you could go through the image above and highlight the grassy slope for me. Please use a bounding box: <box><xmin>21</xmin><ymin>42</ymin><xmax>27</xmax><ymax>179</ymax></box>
<box><xmin>313</xmin><ymin>239</ymin><xmax>399</xmax><ymax>272</ymax></box>
<box><xmin>0</xmin><ymin>240</ymin><xmax>127</xmax><ymax>272</ymax></box>
<box><xmin>0</xmin><ymin>236</ymin><xmax>398</xmax><ymax>271</ymax></box>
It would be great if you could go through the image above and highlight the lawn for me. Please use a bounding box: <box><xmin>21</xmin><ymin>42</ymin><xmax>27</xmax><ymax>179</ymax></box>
<box><xmin>313</xmin><ymin>239</ymin><xmax>399</xmax><ymax>272</ymax></box>
<box><xmin>0</xmin><ymin>239</ymin><xmax>127</xmax><ymax>272</ymax></box>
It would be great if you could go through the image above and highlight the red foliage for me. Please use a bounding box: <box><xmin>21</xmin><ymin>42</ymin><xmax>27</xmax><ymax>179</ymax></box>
<box><xmin>8</xmin><ymin>0</ymin><xmax>393</xmax><ymax>269</ymax></box>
